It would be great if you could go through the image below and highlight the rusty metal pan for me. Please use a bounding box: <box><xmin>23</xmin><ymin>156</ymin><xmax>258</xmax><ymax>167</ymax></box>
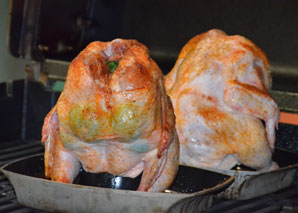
<box><xmin>1</xmin><ymin>154</ymin><xmax>234</xmax><ymax>213</ymax></box>
<box><xmin>201</xmin><ymin>148</ymin><xmax>298</xmax><ymax>200</ymax></box>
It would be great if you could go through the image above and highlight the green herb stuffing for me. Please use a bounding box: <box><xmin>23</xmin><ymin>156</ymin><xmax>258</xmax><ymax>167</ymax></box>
<box><xmin>107</xmin><ymin>61</ymin><xmax>119</xmax><ymax>73</ymax></box>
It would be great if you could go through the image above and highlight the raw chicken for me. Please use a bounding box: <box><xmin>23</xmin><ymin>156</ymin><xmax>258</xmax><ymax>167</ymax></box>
<box><xmin>165</xmin><ymin>29</ymin><xmax>279</xmax><ymax>171</ymax></box>
<box><xmin>41</xmin><ymin>39</ymin><xmax>179</xmax><ymax>192</ymax></box>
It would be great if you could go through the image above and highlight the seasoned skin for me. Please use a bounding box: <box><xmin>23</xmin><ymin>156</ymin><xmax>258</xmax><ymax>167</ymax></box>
<box><xmin>165</xmin><ymin>29</ymin><xmax>279</xmax><ymax>170</ymax></box>
<box><xmin>41</xmin><ymin>39</ymin><xmax>179</xmax><ymax>192</ymax></box>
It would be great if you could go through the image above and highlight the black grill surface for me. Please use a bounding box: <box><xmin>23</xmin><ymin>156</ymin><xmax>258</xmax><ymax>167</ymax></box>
<box><xmin>0</xmin><ymin>141</ymin><xmax>298</xmax><ymax>213</ymax></box>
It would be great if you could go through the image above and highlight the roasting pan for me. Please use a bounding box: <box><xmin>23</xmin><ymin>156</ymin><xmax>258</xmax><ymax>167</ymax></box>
<box><xmin>199</xmin><ymin>148</ymin><xmax>298</xmax><ymax>200</ymax></box>
<box><xmin>1</xmin><ymin>154</ymin><xmax>234</xmax><ymax>213</ymax></box>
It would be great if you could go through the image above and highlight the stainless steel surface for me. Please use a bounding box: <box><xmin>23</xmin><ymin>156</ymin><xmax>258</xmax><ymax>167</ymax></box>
<box><xmin>42</xmin><ymin>59</ymin><xmax>69</xmax><ymax>81</ymax></box>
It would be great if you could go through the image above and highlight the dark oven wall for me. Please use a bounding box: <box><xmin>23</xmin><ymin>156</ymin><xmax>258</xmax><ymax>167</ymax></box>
<box><xmin>10</xmin><ymin>0</ymin><xmax>298</xmax><ymax>77</ymax></box>
<box><xmin>0</xmin><ymin>80</ymin><xmax>60</xmax><ymax>143</ymax></box>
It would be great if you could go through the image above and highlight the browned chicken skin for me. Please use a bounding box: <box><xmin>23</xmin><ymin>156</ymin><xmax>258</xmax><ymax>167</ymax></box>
<box><xmin>41</xmin><ymin>39</ymin><xmax>179</xmax><ymax>192</ymax></box>
<box><xmin>165</xmin><ymin>29</ymin><xmax>279</xmax><ymax>170</ymax></box>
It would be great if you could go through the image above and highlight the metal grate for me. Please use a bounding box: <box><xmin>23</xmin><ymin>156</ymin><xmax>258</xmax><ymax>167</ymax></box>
<box><xmin>0</xmin><ymin>141</ymin><xmax>44</xmax><ymax>213</ymax></box>
<box><xmin>0</xmin><ymin>141</ymin><xmax>298</xmax><ymax>213</ymax></box>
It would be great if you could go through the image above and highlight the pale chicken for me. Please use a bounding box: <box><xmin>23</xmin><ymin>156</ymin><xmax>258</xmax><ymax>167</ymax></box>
<box><xmin>165</xmin><ymin>29</ymin><xmax>279</xmax><ymax>171</ymax></box>
<box><xmin>41</xmin><ymin>39</ymin><xmax>179</xmax><ymax>192</ymax></box>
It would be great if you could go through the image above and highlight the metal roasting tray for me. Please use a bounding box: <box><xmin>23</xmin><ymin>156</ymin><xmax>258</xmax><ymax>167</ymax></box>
<box><xmin>0</xmin><ymin>154</ymin><xmax>234</xmax><ymax>213</ymax></box>
<box><xmin>200</xmin><ymin>148</ymin><xmax>298</xmax><ymax>200</ymax></box>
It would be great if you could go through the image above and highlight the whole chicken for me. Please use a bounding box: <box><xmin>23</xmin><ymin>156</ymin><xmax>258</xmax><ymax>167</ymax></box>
<box><xmin>41</xmin><ymin>39</ymin><xmax>179</xmax><ymax>192</ymax></box>
<box><xmin>165</xmin><ymin>29</ymin><xmax>279</xmax><ymax>171</ymax></box>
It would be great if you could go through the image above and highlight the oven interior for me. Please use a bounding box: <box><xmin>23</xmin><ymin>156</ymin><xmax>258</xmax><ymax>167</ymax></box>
<box><xmin>1</xmin><ymin>0</ymin><xmax>298</xmax><ymax>212</ymax></box>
